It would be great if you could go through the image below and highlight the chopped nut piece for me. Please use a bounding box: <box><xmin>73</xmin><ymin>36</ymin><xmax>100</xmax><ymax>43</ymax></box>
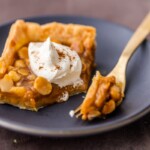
<box><xmin>9</xmin><ymin>87</ymin><xmax>26</xmax><ymax>97</ymax></box>
<box><xmin>110</xmin><ymin>85</ymin><xmax>122</xmax><ymax>101</ymax></box>
<box><xmin>8</xmin><ymin>70</ymin><xmax>21</xmax><ymax>82</ymax></box>
<box><xmin>18</xmin><ymin>47</ymin><xmax>28</xmax><ymax>59</ymax></box>
<box><xmin>17</xmin><ymin>68</ymin><xmax>29</xmax><ymax>76</ymax></box>
<box><xmin>27</xmin><ymin>74</ymin><xmax>36</xmax><ymax>80</ymax></box>
<box><xmin>0</xmin><ymin>74</ymin><xmax>13</xmax><ymax>92</ymax></box>
<box><xmin>102</xmin><ymin>100</ymin><xmax>116</xmax><ymax>115</ymax></box>
<box><xmin>14</xmin><ymin>59</ymin><xmax>26</xmax><ymax>68</ymax></box>
<box><xmin>16</xmin><ymin>81</ymin><xmax>22</xmax><ymax>86</ymax></box>
<box><xmin>95</xmin><ymin>82</ymin><xmax>110</xmax><ymax>108</ymax></box>
<box><xmin>34</xmin><ymin>76</ymin><xmax>52</xmax><ymax>95</ymax></box>
<box><xmin>8</xmin><ymin>66</ymin><xmax>15</xmax><ymax>71</ymax></box>
<box><xmin>86</xmin><ymin>110</ymin><xmax>101</xmax><ymax>120</ymax></box>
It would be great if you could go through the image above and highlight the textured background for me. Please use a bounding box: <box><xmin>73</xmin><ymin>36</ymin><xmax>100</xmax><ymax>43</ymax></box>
<box><xmin>0</xmin><ymin>0</ymin><xmax>150</xmax><ymax>149</ymax></box>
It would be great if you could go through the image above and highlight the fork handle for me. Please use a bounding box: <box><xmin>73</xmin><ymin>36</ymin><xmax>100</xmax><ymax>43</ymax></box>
<box><xmin>118</xmin><ymin>12</ymin><xmax>150</xmax><ymax>66</ymax></box>
<box><xmin>109</xmin><ymin>12</ymin><xmax>150</xmax><ymax>92</ymax></box>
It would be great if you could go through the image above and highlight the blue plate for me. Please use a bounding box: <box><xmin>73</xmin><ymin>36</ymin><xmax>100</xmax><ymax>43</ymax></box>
<box><xmin>0</xmin><ymin>16</ymin><xmax>149</xmax><ymax>137</ymax></box>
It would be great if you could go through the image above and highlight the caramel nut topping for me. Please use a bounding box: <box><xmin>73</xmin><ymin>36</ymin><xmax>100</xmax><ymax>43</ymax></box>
<box><xmin>80</xmin><ymin>71</ymin><xmax>122</xmax><ymax>120</ymax></box>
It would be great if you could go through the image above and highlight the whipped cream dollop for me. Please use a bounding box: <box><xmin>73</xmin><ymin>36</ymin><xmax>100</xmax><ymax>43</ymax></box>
<box><xmin>28</xmin><ymin>38</ymin><xmax>83</xmax><ymax>87</ymax></box>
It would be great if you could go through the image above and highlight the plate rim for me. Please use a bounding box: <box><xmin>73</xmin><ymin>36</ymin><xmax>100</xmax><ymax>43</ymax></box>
<box><xmin>0</xmin><ymin>15</ymin><xmax>149</xmax><ymax>137</ymax></box>
<box><xmin>0</xmin><ymin>104</ymin><xmax>149</xmax><ymax>137</ymax></box>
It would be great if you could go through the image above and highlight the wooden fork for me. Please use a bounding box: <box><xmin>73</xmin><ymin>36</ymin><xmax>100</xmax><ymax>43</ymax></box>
<box><xmin>74</xmin><ymin>12</ymin><xmax>150</xmax><ymax>119</ymax></box>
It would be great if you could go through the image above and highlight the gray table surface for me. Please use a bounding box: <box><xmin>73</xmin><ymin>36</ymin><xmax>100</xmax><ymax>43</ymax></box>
<box><xmin>0</xmin><ymin>0</ymin><xmax>150</xmax><ymax>149</ymax></box>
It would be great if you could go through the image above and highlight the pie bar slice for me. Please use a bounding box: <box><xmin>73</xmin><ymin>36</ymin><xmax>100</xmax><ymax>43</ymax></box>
<box><xmin>0</xmin><ymin>20</ymin><xmax>96</xmax><ymax>111</ymax></box>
